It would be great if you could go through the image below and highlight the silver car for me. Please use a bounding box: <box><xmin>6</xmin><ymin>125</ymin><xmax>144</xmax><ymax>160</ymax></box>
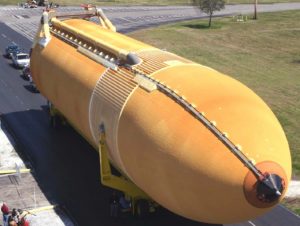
<box><xmin>12</xmin><ymin>53</ymin><xmax>30</xmax><ymax>68</ymax></box>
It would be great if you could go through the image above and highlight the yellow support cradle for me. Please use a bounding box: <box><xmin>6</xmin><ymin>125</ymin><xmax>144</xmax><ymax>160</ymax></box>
<box><xmin>98</xmin><ymin>124</ymin><xmax>154</xmax><ymax>215</ymax></box>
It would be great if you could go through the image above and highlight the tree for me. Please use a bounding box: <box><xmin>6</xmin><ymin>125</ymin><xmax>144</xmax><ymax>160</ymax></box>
<box><xmin>253</xmin><ymin>0</ymin><xmax>258</xmax><ymax>20</ymax></box>
<box><xmin>193</xmin><ymin>0</ymin><xmax>225</xmax><ymax>28</ymax></box>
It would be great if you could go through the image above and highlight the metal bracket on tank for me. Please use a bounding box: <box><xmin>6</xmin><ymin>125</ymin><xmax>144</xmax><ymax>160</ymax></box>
<box><xmin>96</xmin><ymin>8</ymin><xmax>116</xmax><ymax>32</ymax></box>
<box><xmin>133</xmin><ymin>73</ymin><xmax>157</xmax><ymax>92</ymax></box>
<box><xmin>32</xmin><ymin>12</ymin><xmax>51</xmax><ymax>49</ymax></box>
<box><xmin>77</xmin><ymin>46</ymin><xmax>118</xmax><ymax>70</ymax></box>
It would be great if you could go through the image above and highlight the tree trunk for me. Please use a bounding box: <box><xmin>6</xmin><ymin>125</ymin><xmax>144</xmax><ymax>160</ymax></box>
<box><xmin>253</xmin><ymin>0</ymin><xmax>258</xmax><ymax>20</ymax></box>
<box><xmin>209</xmin><ymin>12</ymin><xmax>212</xmax><ymax>27</ymax></box>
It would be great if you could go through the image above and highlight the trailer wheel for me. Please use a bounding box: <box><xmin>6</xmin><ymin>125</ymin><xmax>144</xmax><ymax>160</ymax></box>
<box><xmin>50</xmin><ymin>115</ymin><xmax>61</xmax><ymax>129</ymax></box>
<box><xmin>49</xmin><ymin>115</ymin><xmax>55</xmax><ymax>128</ymax></box>
<box><xmin>135</xmin><ymin>199</ymin><xmax>149</xmax><ymax>217</ymax></box>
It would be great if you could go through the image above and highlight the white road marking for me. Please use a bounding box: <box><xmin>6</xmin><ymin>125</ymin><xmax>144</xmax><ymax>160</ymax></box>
<box><xmin>15</xmin><ymin>95</ymin><xmax>24</xmax><ymax>105</ymax></box>
<box><xmin>248</xmin><ymin>221</ymin><xmax>256</xmax><ymax>226</ymax></box>
<box><xmin>1</xmin><ymin>33</ymin><xmax>7</xmax><ymax>38</ymax></box>
<box><xmin>14</xmin><ymin>15</ymin><xmax>23</xmax><ymax>19</ymax></box>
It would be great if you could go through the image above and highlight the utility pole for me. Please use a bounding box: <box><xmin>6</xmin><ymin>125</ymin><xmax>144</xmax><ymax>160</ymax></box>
<box><xmin>253</xmin><ymin>0</ymin><xmax>258</xmax><ymax>19</ymax></box>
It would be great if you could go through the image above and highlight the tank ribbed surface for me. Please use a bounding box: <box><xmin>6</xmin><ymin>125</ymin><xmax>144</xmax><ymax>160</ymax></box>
<box><xmin>95</xmin><ymin>69</ymin><xmax>136</xmax><ymax>110</ymax></box>
<box><xmin>135</xmin><ymin>49</ymin><xmax>193</xmax><ymax>74</ymax></box>
<box><xmin>89</xmin><ymin>67</ymin><xmax>137</xmax><ymax>170</ymax></box>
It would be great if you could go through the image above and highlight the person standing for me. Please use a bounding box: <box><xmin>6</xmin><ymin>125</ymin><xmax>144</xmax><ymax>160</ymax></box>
<box><xmin>1</xmin><ymin>202</ymin><xmax>10</xmax><ymax>226</ymax></box>
<box><xmin>109</xmin><ymin>191</ymin><xmax>119</xmax><ymax>217</ymax></box>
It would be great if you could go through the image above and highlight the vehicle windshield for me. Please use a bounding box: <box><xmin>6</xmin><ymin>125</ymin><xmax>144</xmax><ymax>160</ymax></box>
<box><xmin>17</xmin><ymin>54</ymin><xmax>29</xmax><ymax>60</ymax></box>
<box><xmin>7</xmin><ymin>43</ymin><xmax>19</xmax><ymax>49</ymax></box>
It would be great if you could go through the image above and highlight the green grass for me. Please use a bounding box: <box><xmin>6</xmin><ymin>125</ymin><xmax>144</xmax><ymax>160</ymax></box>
<box><xmin>1</xmin><ymin>0</ymin><xmax>300</xmax><ymax>6</ymax></box>
<box><xmin>129</xmin><ymin>10</ymin><xmax>300</xmax><ymax>178</ymax></box>
<box><xmin>282</xmin><ymin>198</ymin><xmax>300</xmax><ymax>215</ymax></box>
<box><xmin>226</xmin><ymin>0</ymin><xmax>300</xmax><ymax>3</ymax></box>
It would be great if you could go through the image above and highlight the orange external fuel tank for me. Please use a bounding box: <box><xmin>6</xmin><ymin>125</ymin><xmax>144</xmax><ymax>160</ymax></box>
<box><xmin>30</xmin><ymin>8</ymin><xmax>291</xmax><ymax>224</ymax></box>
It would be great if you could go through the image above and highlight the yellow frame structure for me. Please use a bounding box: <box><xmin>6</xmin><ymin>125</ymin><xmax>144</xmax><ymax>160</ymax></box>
<box><xmin>99</xmin><ymin>124</ymin><xmax>155</xmax><ymax>215</ymax></box>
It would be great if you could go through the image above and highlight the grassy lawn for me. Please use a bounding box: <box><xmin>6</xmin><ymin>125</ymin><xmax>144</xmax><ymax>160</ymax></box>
<box><xmin>282</xmin><ymin>198</ymin><xmax>300</xmax><ymax>216</ymax></box>
<box><xmin>1</xmin><ymin>0</ymin><xmax>300</xmax><ymax>6</ymax></box>
<box><xmin>129</xmin><ymin>10</ymin><xmax>300</xmax><ymax>178</ymax></box>
<box><xmin>226</xmin><ymin>0</ymin><xmax>300</xmax><ymax>3</ymax></box>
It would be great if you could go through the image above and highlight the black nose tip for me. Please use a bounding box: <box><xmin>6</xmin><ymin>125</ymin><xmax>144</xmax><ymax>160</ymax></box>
<box><xmin>256</xmin><ymin>173</ymin><xmax>284</xmax><ymax>203</ymax></box>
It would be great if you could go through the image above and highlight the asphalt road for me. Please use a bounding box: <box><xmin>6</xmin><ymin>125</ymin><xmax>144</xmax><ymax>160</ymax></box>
<box><xmin>0</xmin><ymin>4</ymin><xmax>300</xmax><ymax>226</ymax></box>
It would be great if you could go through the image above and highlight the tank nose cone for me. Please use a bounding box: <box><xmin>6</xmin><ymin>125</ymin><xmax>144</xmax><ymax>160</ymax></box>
<box><xmin>243</xmin><ymin>161</ymin><xmax>287</xmax><ymax>208</ymax></box>
<box><xmin>256</xmin><ymin>173</ymin><xmax>284</xmax><ymax>203</ymax></box>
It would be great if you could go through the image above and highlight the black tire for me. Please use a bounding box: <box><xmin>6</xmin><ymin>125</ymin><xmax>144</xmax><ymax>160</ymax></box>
<box><xmin>50</xmin><ymin>115</ymin><xmax>61</xmax><ymax>129</ymax></box>
<box><xmin>135</xmin><ymin>199</ymin><xmax>149</xmax><ymax>218</ymax></box>
<box><xmin>49</xmin><ymin>115</ymin><xmax>55</xmax><ymax>128</ymax></box>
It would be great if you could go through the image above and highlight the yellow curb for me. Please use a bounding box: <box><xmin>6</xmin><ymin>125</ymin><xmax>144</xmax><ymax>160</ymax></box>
<box><xmin>28</xmin><ymin>205</ymin><xmax>57</xmax><ymax>214</ymax></box>
<box><xmin>0</xmin><ymin>169</ymin><xmax>31</xmax><ymax>175</ymax></box>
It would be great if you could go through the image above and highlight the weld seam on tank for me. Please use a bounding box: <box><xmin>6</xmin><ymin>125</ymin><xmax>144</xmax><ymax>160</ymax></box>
<box><xmin>115</xmin><ymin>85</ymin><xmax>140</xmax><ymax>180</ymax></box>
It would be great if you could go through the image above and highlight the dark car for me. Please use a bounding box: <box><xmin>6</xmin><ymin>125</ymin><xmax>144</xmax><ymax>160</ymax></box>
<box><xmin>5</xmin><ymin>42</ymin><xmax>21</xmax><ymax>58</ymax></box>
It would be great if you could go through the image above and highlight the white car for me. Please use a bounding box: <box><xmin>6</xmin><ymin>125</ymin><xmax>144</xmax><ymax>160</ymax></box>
<box><xmin>12</xmin><ymin>53</ymin><xmax>30</xmax><ymax>68</ymax></box>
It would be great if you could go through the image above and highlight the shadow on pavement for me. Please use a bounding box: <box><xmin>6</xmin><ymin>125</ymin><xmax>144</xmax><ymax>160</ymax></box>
<box><xmin>23</xmin><ymin>84</ymin><xmax>39</xmax><ymax>93</ymax></box>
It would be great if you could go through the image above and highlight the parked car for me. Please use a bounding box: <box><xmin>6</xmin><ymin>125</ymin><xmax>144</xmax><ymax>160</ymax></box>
<box><xmin>12</xmin><ymin>53</ymin><xmax>30</xmax><ymax>68</ymax></box>
<box><xmin>37</xmin><ymin>0</ymin><xmax>48</xmax><ymax>6</ymax></box>
<box><xmin>5</xmin><ymin>42</ymin><xmax>21</xmax><ymax>58</ymax></box>
<box><xmin>24</xmin><ymin>0</ymin><xmax>38</xmax><ymax>8</ymax></box>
